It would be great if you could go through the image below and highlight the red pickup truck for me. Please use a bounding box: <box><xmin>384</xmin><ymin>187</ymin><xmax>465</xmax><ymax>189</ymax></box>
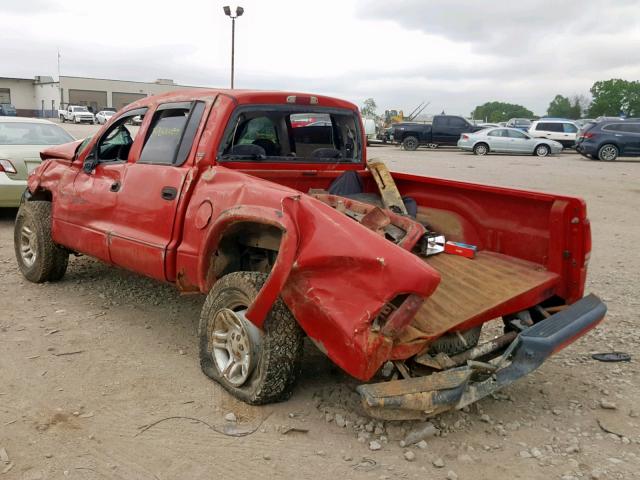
<box><xmin>16</xmin><ymin>89</ymin><xmax>606</xmax><ymax>420</ymax></box>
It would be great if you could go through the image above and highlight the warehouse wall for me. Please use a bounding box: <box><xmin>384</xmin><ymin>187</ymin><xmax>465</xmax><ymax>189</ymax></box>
<box><xmin>0</xmin><ymin>78</ymin><xmax>36</xmax><ymax>115</ymax></box>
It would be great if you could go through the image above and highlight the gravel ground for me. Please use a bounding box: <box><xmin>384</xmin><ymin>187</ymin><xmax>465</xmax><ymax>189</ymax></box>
<box><xmin>1</xmin><ymin>128</ymin><xmax>639</xmax><ymax>480</ymax></box>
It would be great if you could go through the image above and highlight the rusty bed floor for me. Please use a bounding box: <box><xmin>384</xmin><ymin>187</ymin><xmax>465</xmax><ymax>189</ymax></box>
<box><xmin>398</xmin><ymin>251</ymin><xmax>559</xmax><ymax>343</ymax></box>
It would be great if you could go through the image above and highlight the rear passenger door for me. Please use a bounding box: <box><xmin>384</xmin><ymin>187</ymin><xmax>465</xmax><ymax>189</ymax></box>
<box><xmin>108</xmin><ymin>101</ymin><xmax>207</xmax><ymax>281</ymax></box>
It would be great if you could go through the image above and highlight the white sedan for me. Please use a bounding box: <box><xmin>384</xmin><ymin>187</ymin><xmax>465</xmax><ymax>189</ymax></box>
<box><xmin>95</xmin><ymin>110</ymin><xmax>116</xmax><ymax>125</ymax></box>
<box><xmin>457</xmin><ymin>127</ymin><xmax>563</xmax><ymax>156</ymax></box>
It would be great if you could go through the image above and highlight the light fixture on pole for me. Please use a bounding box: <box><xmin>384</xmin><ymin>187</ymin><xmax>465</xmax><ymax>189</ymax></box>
<box><xmin>223</xmin><ymin>6</ymin><xmax>244</xmax><ymax>89</ymax></box>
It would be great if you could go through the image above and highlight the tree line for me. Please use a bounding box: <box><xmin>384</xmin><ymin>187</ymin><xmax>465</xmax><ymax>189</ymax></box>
<box><xmin>472</xmin><ymin>79</ymin><xmax>640</xmax><ymax>122</ymax></box>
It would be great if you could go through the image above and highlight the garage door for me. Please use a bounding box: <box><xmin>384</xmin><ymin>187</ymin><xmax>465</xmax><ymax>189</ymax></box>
<box><xmin>68</xmin><ymin>89</ymin><xmax>108</xmax><ymax>113</ymax></box>
<box><xmin>112</xmin><ymin>92</ymin><xmax>146</xmax><ymax>111</ymax></box>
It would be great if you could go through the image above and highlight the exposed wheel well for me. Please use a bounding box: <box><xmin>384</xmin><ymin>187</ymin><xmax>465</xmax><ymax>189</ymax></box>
<box><xmin>28</xmin><ymin>189</ymin><xmax>52</xmax><ymax>202</ymax></box>
<box><xmin>212</xmin><ymin>222</ymin><xmax>283</xmax><ymax>279</ymax></box>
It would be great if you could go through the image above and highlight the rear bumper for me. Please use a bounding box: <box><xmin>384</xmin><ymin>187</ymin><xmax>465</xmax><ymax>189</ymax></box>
<box><xmin>357</xmin><ymin>294</ymin><xmax>606</xmax><ymax>420</ymax></box>
<box><xmin>0</xmin><ymin>173</ymin><xmax>26</xmax><ymax>207</ymax></box>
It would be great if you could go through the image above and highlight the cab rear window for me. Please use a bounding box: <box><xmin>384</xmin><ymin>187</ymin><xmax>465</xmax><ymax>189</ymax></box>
<box><xmin>219</xmin><ymin>106</ymin><xmax>362</xmax><ymax>163</ymax></box>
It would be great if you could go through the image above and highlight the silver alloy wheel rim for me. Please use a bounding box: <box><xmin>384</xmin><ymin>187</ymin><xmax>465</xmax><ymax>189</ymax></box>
<box><xmin>600</xmin><ymin>145</ymin><xmax>616</xmax><ymax>161</ymax></box>
<box><xmin>208</xmin><ymin>308</ymin><xmax>259</xmax><ymax>387</ymax></box>
<box><xmin>20</xmin><ymin>223</ymin><xmax>36</xmax><ymax>267</ymax></box>
<box><xmin>476</xmin><ymin>145</ymin><xmax>487</xmax><ymax>155</ymax></box>
<box><xmin>537</xmin><ymin>145</ymin><xmax>548</xmax><ymax>156</ymax></box>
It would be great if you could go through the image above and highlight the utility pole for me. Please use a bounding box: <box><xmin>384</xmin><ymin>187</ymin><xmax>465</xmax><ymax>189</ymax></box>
<box><xmin>223</xmin><ymin>6</ymin><xmax>244</xmax><ymax>89</ymax></box>
<box><xmin>57</xmin><ymin>49</ymin><xmax>62</xmax><ymax>109</ymax></box>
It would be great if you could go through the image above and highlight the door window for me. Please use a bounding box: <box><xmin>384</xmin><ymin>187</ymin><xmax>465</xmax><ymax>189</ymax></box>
<box><xmin>138</xmin><ymin>101</ymin><xmax>206</xmax><ymax>165</ymax></box>
<box><xmin>562</xmin><ymin>123</ymin><xmax>578</xmax><ymax>133</ymax></box>
<box><xmin>487</xmin><ymin>129</ymin><xmax>507</xmax><ymax>137</ymax></box>
<box><xmin>95</xmin><ymin>108</ymin><xmax>147</xmax><ymax>162</ymax></box>
<box><xmin>536</xmin><ymin>122</ymin><xmax>563</xmax><ymax>132</ymax></box>
<box><xmin>448</xmin><ymin>117</ymin><xmax>468</xmax><ymax>128</ymax></box>
<box><xmin>507</xmin><ymin>129</ymin><xmax>528</xmax><ymax>139</ymax></box>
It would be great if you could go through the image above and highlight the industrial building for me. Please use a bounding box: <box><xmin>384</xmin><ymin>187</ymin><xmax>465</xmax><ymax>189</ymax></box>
<box><xmin>0</xmin><ymin>75</ymin><xmax>211</xmax><ymax>117</ymax></box>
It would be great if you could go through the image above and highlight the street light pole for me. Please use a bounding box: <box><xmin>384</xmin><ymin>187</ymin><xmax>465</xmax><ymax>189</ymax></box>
<box><xmin>223</xmin><ymin>6</ymin><xmax>244</xmax><ymax>89</ymax></box>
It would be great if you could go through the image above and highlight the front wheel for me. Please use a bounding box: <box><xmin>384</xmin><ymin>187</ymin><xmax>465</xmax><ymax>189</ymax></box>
<box><xmin>402</xmin><ymin>136</ymin><xmax>419</xmax><ymax>151</ymax></box>
<box><xmin>199</xmin><ymin>272</ymin><xmax>304</xmax><ymax>405</ymax></box>
<box><xmin>598</xmin><ymin>144</ymin><xmax>618</xmax><ymax>161</ymax></box>
<box><xmin>534</xmin><ymin>144</ymin><xmax>550</xmax><ymax>157</ymax></box>
<box><xmin>14</xmin><ymin>201</ymin><xmax>69</xmax><ymax>283</ymax></box>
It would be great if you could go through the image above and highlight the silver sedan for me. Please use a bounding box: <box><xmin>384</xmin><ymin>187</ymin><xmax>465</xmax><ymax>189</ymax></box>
<box><xmin>458</xmin><ymin>127</ymin><xmax>563</xmax><ymax>156</ymax></box>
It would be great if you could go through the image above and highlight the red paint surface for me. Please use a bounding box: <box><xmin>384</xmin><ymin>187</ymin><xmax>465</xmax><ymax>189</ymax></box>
<box><xmin>29</xmin><ymin>89</ymin><xmax>594</xmax><ymax>381</ymax></box>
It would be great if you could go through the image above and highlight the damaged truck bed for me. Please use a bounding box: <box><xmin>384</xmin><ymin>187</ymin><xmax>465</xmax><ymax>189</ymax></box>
<box><xmin>20</xmin><ymin>88</ymin><xmax>606</xmax><ymax>420</ymax></box>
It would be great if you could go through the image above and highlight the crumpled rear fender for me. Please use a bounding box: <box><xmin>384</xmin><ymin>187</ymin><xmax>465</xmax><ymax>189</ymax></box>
<box><xmin>279</xmin><ymin>195</ymin><xmax>441</xmax><ymax>381</ymax></box>
<box><xmin>197</xmin><ymin>198</ymin><xmax>300</xmax><ymax>328</ymax></box>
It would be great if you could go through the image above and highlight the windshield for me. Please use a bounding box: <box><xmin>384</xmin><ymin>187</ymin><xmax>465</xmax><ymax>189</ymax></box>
<box><xmin>514</xmin><ymin>119</ymin><xmax>531</xmax><ymax>126</ymax></box>
<box><xmin>0</xmin><ymin>122</ymin><xmax>75</xmax><ymax>145</ymax></box>
<box><xmin>219</xmin><ymin>106</ymin><xmax>362</xmax><ymax>163</ymax></box>
<box><xmin>103</xmin><ymin>111</ymin><xmax>114</xmax><ymax>116</ymax></box>
<box><xmin>73</xmin><ymin>106</ymin><xmax>89</xmax><ymax>112</ymax></box>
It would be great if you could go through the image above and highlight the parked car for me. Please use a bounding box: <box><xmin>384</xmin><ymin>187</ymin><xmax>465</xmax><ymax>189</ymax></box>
<box><xmin>17</xmin><ymin>89</ymin><xmax>605</xmax><ymax>420</ymax></box>
<box><xmin>575</xmin><ymin>119</ymin><xmax>640</xmax><ymax>161</ymax></box>
<box><xmin>361</xmin><ymin>117</ymin><xmax>377</xmax><ymax>145</ymax></box>
<box><xmin>0</xmin><ymin>117</ymin><xmax>74</xmax><ymax>207</ymax></box>
<box><xmin>95</xmin><ymin>110</ymin><xmax>116</xmax><ymax>125</ymax></box>
<box><xmin>506</xmin><ymin>118</ymin><xmax>532</xmax><ymax>131</ymax></box>
<box><xmin>393</xmin><ymin>115</ymin><xmax>483</xmax><ymax>150</ymax></box>
<box><xmin>476</xmin><ymin>123</ymin><xmax>500</xmax><ymax>128</ymax></box>
<box><xmin>528</xmin><ymin>120</ymin><xmax>579</xmax><ymax>148</ymax></box>
<box><xmin>458</xmin><ymin>127</ymin><xmax>563</xmax><ymax>156</ymax></box>
<box><xmin>58</xmin><ymin>105</ymin><xmax>96</xmax><ymax>124</ymax></box>
<box><xmin>0</xmin><ymin>104</ymin><xmax>17</xmax><ymax>116</ymax></box>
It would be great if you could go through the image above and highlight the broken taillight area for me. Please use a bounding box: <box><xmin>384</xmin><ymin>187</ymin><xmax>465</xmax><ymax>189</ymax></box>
<box><xmin>373</xmin><ymin>294</ymin><xmax>424</xmax><ymax>337</ymax></box>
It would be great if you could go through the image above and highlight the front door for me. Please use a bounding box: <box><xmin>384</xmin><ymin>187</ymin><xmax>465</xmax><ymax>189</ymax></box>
<box><xmin>108</xmin><ymin>101</ymin><xmax>207</xmax><ymax>281</ymax></box>
<box><xmin>54</xmin><ymin>110</ymin><xmax>147</xmax><ymax>261</ymax></box>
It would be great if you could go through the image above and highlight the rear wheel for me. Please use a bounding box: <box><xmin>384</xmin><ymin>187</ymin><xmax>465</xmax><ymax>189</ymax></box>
<box><xmin>473</xmin><ymin>143</ymin><xmax>489</xmax><ymax>155</ymax></box>
<box><xmin>403</xmin><ymin>136</ymin><xmax>419</xmax><ymax>151</ymax></box>
<box><xmin>535</xmin><ymin>144</ymin><xmax>550</xmax><ymax>157</ymax></box>
<box><xmin>598</xmin><ymin>144</ymin><xmax>618</xmax><ymax>161</ymax></box>
<box><xmin>14</xmin><ymin>201</ymin><xmax>68</xmax><ymax>283</ymax></box>
<box><xmin>199</xmin><ymin>272</ymin><xmax>304</xmax><ymax>405</ymax></box>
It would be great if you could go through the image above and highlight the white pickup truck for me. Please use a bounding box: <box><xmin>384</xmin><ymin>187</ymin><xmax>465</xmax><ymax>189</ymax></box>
<box><xmin>58</xmin><ymin>105</ymin><xmax>95</xmax><ymax>124</ymax></box>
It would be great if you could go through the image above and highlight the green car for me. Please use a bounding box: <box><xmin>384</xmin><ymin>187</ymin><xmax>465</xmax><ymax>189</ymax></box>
<box><xmin>0</xmin><ymin>117</ymin><xmax>74</xmax><ymax>207</ymax></box>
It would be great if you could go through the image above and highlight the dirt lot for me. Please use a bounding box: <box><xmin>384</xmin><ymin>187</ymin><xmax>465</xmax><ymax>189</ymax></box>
<box><xmin>1</xmin><ymin>125</ymin><xmax>639</xmax><ymax>480</ymax></box>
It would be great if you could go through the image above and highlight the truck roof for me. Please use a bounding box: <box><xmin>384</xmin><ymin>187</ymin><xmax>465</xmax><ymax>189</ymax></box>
<box><xmin>125</xmin><ymin>88</ymin><xmax>359</xmax><ymax>112</ymax></box>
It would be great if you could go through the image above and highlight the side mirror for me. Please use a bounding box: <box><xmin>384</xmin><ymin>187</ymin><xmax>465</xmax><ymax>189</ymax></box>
<box><xmin>83</xmin><ymin>152</ymin><xmax>98</xmax><ymax>173</ymax></box>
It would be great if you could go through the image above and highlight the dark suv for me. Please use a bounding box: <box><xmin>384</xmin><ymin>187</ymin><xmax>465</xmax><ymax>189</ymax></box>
<box><xmin>576</xmin><ymin>119</ymin><xmax>640</xmax><ymax>161</ymax></box>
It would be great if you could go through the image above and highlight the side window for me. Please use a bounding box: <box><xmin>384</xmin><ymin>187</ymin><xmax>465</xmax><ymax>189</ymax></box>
<box><xmin>448</xmin><ymin>117</ymin><xmax>468</xmax><ymax>128</ymax></box>
<box><xmin>536</xmin><ymin>122</ymin><xmax>549</xmax><ymax>131</ymax></box>
<box><xmin>508</xmin><ymin>129</ymin><xmax>527</xmax><ymax>139</ymax></box>
<box><xmin>563</xmin><ymin>123</ymin><xmax>578</xmax><ymax>133</ymax></box>
<box><xmin>627</xmin><ymin>123</ymin><xmax>640</xmax><ymax>133</ymax></box>
<box><xmin>138</xmin><ymin>102</ymin><xmax>205</xmax><ymax>165</ymax></box>
<box><xmin>96</xmin><ymin>109</ymin><xmax>147</xmax><ymax>162</ymax></box>
<box><xmin>487</xmin><ymin>129</ymin><xmax>504</xmax><ymax>137</ymax></box>
<box><xmin>603</xmin><ymin>123</ymin><xmax>621</xmax><ymax>132</ymax></box>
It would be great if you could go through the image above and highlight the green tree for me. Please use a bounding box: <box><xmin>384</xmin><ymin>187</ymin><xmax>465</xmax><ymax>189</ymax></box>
<box><xmin>361</xmin><ymin>98</ymin><xmax>378</xmax><ymax>118</ymax></box>
<box><xmin>547</xmin><ymin>95</ymin><xmax>581</xmax><ymax>119</ymax></box>
<box><xmin>588</xmin><ymin>79</ymin><xmax>640</xmax><ymax>117</ymax></box>
<box><xmin>471</xmin><ymin>101</ymin><xmax>534</xmax><ymax>123</ymax></box>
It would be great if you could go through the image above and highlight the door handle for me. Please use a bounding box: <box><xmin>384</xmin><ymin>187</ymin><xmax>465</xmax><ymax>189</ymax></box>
<box><xmin>110</xmin><ymin>181</ymin><xmax>121</xmax><ymax>192</ymax></box>
<box><xmin>161</xmin><ymin>186</ymin><xmax>178</xmax><ymax>201</ymax></box>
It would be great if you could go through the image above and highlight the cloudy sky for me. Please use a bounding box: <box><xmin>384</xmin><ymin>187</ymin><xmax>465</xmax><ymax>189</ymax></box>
<box><xmin>2</xmin><ymin>0</ymin><xmax>640</xmax><ymax>116</ymax></box>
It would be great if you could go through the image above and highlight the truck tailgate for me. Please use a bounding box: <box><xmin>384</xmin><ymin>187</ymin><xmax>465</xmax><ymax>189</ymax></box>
<box><xmin>397</xmin><ymin>251</ymin><xmax>560</xmax><ymax>345</ymax></box>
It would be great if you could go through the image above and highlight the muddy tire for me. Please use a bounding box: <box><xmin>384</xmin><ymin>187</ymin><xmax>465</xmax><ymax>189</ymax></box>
<box><xmin>199</xmin><ymin>272</ymin><xmax>304</xmax><ymax>405</ymax></box>
<box><xmin>429</xmin><ymin>326</ymin><xmax>482</xmax><ymax>356</ymax></box>
<box><xmin>14</xmin><ymin>201</ymin><xmax>68</xmax><ymax>283</ymax></box>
